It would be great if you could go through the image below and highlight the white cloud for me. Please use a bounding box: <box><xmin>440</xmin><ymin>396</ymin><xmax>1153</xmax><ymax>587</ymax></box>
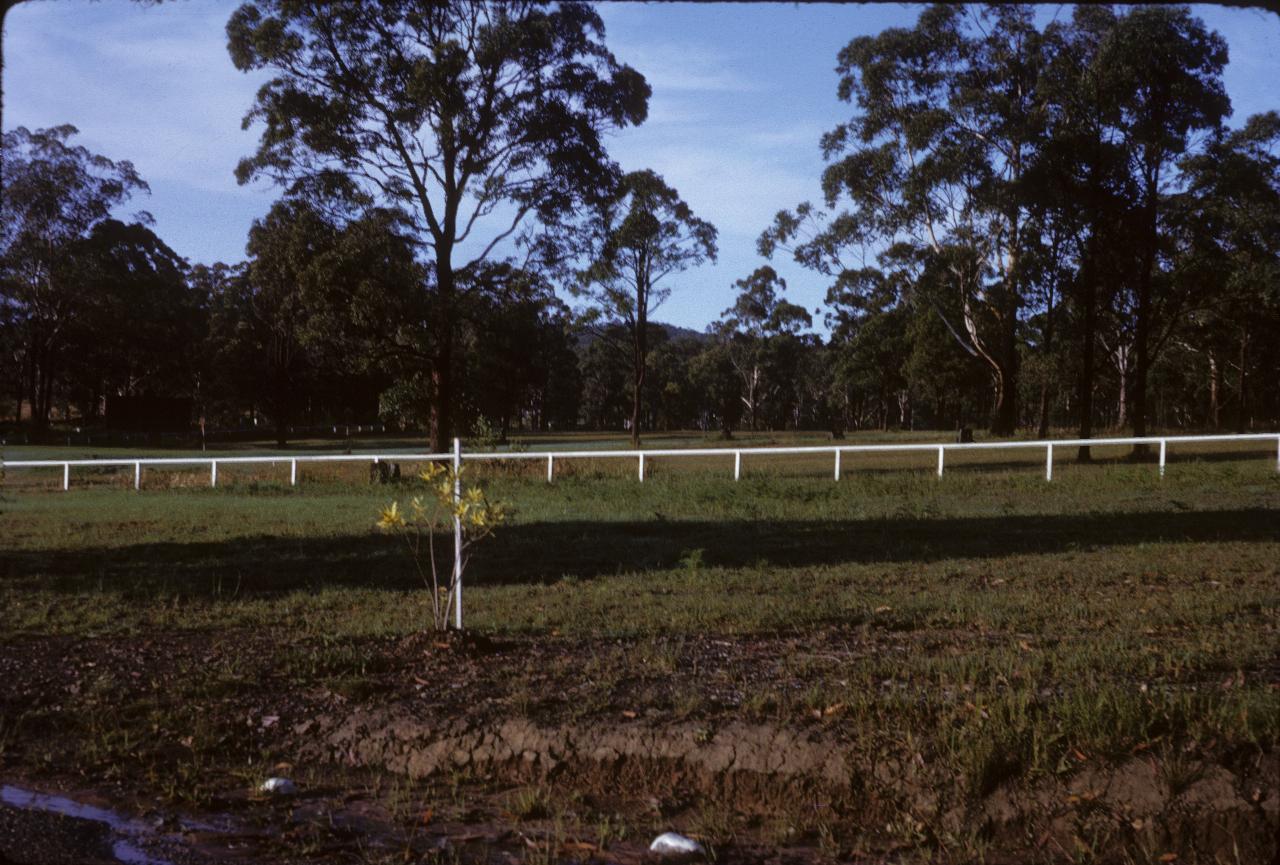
<box><xmin>604</xmin><ymin>32</ymin><xmax>763</xmax><ymax>95</ymax></box>
<box><xmin>5</xmin><ymin>0</ymin><xmax>269</xmax><ymax>196</ymax></box>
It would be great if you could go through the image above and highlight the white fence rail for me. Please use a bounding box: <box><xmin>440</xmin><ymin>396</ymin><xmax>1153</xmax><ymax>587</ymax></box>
<box><xmin>3</xmin><ymin>433</ymin><xmax>1278</xmax><ymax>491</ymax></box>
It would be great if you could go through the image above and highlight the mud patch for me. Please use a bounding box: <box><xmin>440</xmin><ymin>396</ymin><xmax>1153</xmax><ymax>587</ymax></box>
<box><xmin>312</xmin><ymin>710</ymin><xmax>1279</xmax><ymax>862</ymax></box>
<box><xmin>314</xmin><ymin>710</ymin><xmax>855</xmax><ymax>812</ymax></box>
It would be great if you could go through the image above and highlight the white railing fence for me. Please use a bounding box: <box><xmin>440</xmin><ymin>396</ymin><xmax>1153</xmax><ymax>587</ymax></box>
<box><xmin>5</xmin><ymin>431</ymin><xmax>1277</xmax><ymax>632</ymax></box>
<box><xmin>3</xmin><ymin>433</ymin><xmax>1278</xmax><ymax>492</ymax></box>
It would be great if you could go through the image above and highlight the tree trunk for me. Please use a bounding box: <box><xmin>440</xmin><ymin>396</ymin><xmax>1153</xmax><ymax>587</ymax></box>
<box><xmin>1036</xmin><ymin>383</ymin><xmax>1050</xmax><ymax>440</ymax></box>
<box><xmin>989</xmin><ymin>358</ymin><xmax>1017</xmax><ymax>436</ymax></box>
<box><xmin>272</xmin><ymin>356</ymin><xmax>288</xmax><ymax>448</ymax></box>
<box><xmin>1130</xmin><ymin>277</ymin><xmax>1150</xmax><ymax>447</ymax></box>
<box><xmin>431</xmin><ymin>258</ymin><xmax>455</xmax><ymax>452</ymax></box>
<box><xmin>1037</xmin><ymin>283</ymin><xmax>1057</xmax><ymax>439</ymax></box>
<box><xmin>1209</xmin><ymin>352</ymin><xmax>1221</xmax><ymax>429</ymax></box>
<box><xmin>631</xmin><ymin>311</ymin><xmax>646</xmax><ymax>449</ymax></box>
<box><xmin>1076</xmin><ymin>265</ymin><xmax>1098</xmax><ymax>463</ymax></box>
<box><xmin>1235</xmin><ymin>325</ymin><xmax>1248</xmax><ymax>434</ymax></box>
<box><xmin>15</xmin><ymin>349</ymin><xmax>29</xmax><ymax>424</ymax></box>
<box><xmin>1130</xmin><ymin>169</ymin><xmax>1159</xmax><ymax>458</ymax></box>
<box><xmin>40</xmin><ymin>361</ymin><xmax>54</xmax><ymax>428</ymax></box>
<box><xmin>977</xmin><ymin>291</ymin><xmax>1020</xmax><ymax>438</ymax></box>
<box><xmin>1114</xmin><ymin>343</ymin><xmax>1128</xmax><ymax>430</ymax></box>
<box><xmin>35</xmin><ymin>343</ymin><xmax>55</xmax><ymax>430</ymax></box>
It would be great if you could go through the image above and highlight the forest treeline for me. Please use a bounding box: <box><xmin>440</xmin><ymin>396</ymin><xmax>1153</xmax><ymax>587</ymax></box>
<box><xmin>3</xmin><ymin>4</ymin><xmax>1278</xmax><ymax>449</ymax></box>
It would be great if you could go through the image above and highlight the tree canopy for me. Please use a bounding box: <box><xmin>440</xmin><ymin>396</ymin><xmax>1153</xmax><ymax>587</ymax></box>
<box><xmin>227</xmin><ymin>0</ymin><xmax>650</xmax><ymax>448</ymax></box>
<box><xmin>568</xmin><ymin>168</ymin><xmax>717</xmax><ymax>446</ymax></box>
<box><xmin>5</xmin><ymin>3</ymin><xmax>1279</xmax><ymax>446</ymax></box>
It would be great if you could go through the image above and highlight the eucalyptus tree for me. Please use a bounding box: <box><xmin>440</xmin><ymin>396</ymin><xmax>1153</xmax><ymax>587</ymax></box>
<box><xmin>0</xmin><ymin>125</ymin><xmax>151</xmax><ymax>428</ymax></box>
<box><xmin>716</xmin><ymin>265</ymin><xmax>811</xmax><ymax>430</ymax></box>
<box><xmin>823</xmin><ymin>267</ymin><xmax>910</xmax><ymax>431</ymax></box>
<box><xmin>260</xmin><ymin>201</ymin><xmax>354</xmax><ymax>444</ymax></box>
<box><xmin>458</xmin><ymin>262</ymin><xmax>580</xmax><ymax>439</ymax></box>
<box><xmin>1094</xmin><ymin>6</ymin><xmax>1230</xmax><ymax>444</ymax></box>
<box><xmin>689</xmin><ymin>341</ymin><xmax>741</xmax><ymax>439</ymax></box>
<box><xmin>644</xmin><ymin>334</ymin><xmax>703</xmax><ymax>432</ymax></box>
<box><xmin>578</xmin><ymin>323</ymin><xmax>631</xmax><ymax>431</ymax></box>
<box><xmin>1171</xmin><ymin>112</ymin><xmax>1280</xmax><ymax>431</ymax></box>
<box><xmin>761</xmin><ymin>5</ymin><xmax>1050</xmax><ymax>435</ymax></box>
<box><xmin>226</xmin><ymin>0</ymin><xmax>650</xmax><ymax>450</ymax></box>
<box><xmin>64</xmin><ymin>221</ymin><xmax>198</xmax><ymax>419</ymax></box>
<box><xmin>299</xmin><ymin>205</ymin><xmax>429</xmax><ymax>420</ymax></box>
<box><xmin>569</xmin><ymin>169</ymin><xmax>717</xmax><ymax>446</ymax></box>
<box><xmin>1034</xmin><ymin>5</ymin><xmax>1134</xmax><ymax>457</ymax></box>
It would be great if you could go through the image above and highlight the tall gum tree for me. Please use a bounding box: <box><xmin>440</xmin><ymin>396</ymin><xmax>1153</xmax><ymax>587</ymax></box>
<box><xmin>1171</xmin><ymin>112</ymin><xmax>1280</xmax><ymax>433</ymax></box>
<box><xmin>716</xmin><ymin>266</ymin><xmax>811</xmax><ymax>431</ymax></box>
<box><xmin>760</xmin><ymin>5</ymin><xmax>1048</xmax><ymax>436</ymax></box>
<box><xmin>1034</xmin><ymin>6</ymin><xmax>1134</xmax><ymax>460</ymax></box>
<box><xmin>0</xmin><ymin>125</ymin><xmax>151</xmax><ymax>428</ymax></box>
<box><xmin>226</xmin><ymin>0</ymin><xmax>650</xmax><ymax>450</ymax></box>
<box><xmin>568</xmin><ymin>169</ymin><xmax>717</xmax><ymax>447</ymax></box>
<box><xmin>1095</xmin><ymin>6</ymin><xmax>1229</xmax><ymax>449</ymax></box>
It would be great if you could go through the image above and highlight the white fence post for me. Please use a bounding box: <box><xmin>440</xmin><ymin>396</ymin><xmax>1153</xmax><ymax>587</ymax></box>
<box><xmin>1159</xmin><ymin>439</ymin><xmax>1167</xmax><ymax>478</ymax></box>
<box><xmin>290</xmin><ymin>459</ymin><xmax>297</xmax><ymax>486</ymax></box>
<box><xmin>937</xmin><ymin>446</ymin><xmax>945</xmax><ymax>478</ymax></box>
<box><xmin>211</xmin><ymin>460</ymin><xmax>218</xmax><ymax>488</ymax></box>
<box><xmin>1045</xmin><ymin>443</ymin><xmax>1053</xmax><ymax>481</ymax></box>
<box><xmin>734</xmin><ymin>450</ymin><xmax>741</xmax><ymax>481</ymax></box>
<box><xmin>834</xmin><ymin>449</ymin><xmax>842</xmax><ymax>481</ymax></box>
<box><xmin>63</xmin><ymin>463</ymin><xmax>70</xmax><ymax>491</ymax></box>
<box><xmin>453</xmin><ymin>438</ymin><xmax>463</xmax><ymax>631</ymax></box>
<box><xmin>134</xmin><ymin>461</ymin><xmax>141</xmax><ymax>490</ymax></box>
<box><xmin>638</xmin><ymin>452</ymin><xmax>646</xmax><ymax>482</ymax></box>
<box><xmin>546</xmin><ymin>454</ymin><xmax>554</xmax><ymax>483</ymax></box>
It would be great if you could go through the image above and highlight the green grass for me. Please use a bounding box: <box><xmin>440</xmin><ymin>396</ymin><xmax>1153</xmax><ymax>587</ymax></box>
<box><xmin>1</xmin><ymin>437</ymin><xmax>1277</xmax><ymax>861</ymax></box>
<box><xmin>2</xmin><ymin>447</ymin><xmax>1277</xmax><ymax>637</ymax></box>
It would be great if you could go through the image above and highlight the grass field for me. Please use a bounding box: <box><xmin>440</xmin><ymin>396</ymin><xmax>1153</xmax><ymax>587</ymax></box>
<box><xmin>1</xmin><ymin>434</ymin><xmax>1277</xmax><ymax>863</ymax></box>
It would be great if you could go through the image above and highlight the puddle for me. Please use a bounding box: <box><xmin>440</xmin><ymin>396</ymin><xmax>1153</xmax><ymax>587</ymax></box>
<box><xmin>1</xmin><ymin>785</ymin><xmax>172</xmax><ymax>865</ymax></box>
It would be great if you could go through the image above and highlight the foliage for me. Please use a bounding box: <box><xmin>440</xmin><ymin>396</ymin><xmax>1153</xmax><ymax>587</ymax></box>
<box><xmin>1168</xmin><ymin>112</ymin><xmax>1280</xmax><ymax>432</ymax></box>
<box><xmin>6</xmin><ymin>6</ymin><xmax>1280</xmax><ymax>441</ymax></box>
<box><xmin>688</xmin><ymin>341</ymin><xmax>741</xmax><ymax>439</ymax></box>
<box><xmin>459</xmin><ymin>263</ymin><xmax>581</xmax><ymax>439</ymax></box>
<box><xmin>64</xmin><ymin>221</ymin><xmax>200</xmax><ymax>413</ymax></box>
<box><xmin>227</xmin><ymin>0</ymin><xmax>650</xmax><ymax>449</ymax></box>
<box><xmin>761</xmin><ymin>5</ymin><xmax>1048</xmax><ymax>435</ymax></box>
<box><xmin>565</xmin><ymin>169</ymin><xmax>718</xmax><ymax>445</ymax></box>
<box><xmin>376</xmin><ymin>462</ymin><xmax>506</xmax><ymax>631</ymax></box>
<box><xmin>0</xmin><ymin>125</ymin><xmax>155</xmax><ymax>428</ymax></box>
<box><xmin>715</xmin><ymin>266</ymin><xmax>812</xmax><ymax>431</ymax></box>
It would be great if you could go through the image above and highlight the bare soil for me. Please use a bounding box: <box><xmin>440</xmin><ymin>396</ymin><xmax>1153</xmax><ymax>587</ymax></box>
<box><xmin>2</xmin><ymin>627</ymin><xmax>1275</xmax><ymax>863</ymax></box>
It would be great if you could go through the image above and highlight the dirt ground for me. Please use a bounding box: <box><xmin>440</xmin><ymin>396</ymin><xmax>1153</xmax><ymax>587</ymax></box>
<box><xmin>2</xmin><ymin>626</ymin><xmax>1276</xmax><ymax>864</ymax></box>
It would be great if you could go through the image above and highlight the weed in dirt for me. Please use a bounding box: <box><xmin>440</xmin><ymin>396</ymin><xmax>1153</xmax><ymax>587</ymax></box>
<box><xmin>508</xmin><ymin>786</ymin><xmax>553</xmax><ymax>821</ymax></box>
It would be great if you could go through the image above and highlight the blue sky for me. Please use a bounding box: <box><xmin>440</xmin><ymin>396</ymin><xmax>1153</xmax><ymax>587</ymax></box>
<box><xmin>5</xmin><ymin>2</ymin><xmax>1278</xmax><ymax>333</ymax></box>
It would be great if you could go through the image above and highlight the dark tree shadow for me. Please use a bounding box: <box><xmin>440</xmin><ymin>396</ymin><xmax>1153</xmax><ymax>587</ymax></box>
<box><xmin>2</xmin><ymin>508</ymin><xmax>1276</xmax><ymax>599</ymax></box>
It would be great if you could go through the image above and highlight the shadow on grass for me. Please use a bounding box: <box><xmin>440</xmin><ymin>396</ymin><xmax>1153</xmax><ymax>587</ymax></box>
<box><xmin>1</xmin><ymin>507</ymin><xmax>1276</xmax><ymax>598</ymax></box>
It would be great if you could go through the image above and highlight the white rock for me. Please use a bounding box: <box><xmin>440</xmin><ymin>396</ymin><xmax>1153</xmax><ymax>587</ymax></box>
<box><xmin>259</xmin><ymin>777</ymin><xmax>297</xmax><ymax>795</ymax></box>
<box><xmin>649</xmin><ymin>831</ymin><xmax>704</xmax><ymax>856</ymax></box>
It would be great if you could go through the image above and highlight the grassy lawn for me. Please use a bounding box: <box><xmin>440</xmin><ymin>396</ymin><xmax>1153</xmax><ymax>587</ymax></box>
<box><xmin>1</xmin><ymin>438</ymin><xmax>1277</xmax><ymax>862</ymax></box>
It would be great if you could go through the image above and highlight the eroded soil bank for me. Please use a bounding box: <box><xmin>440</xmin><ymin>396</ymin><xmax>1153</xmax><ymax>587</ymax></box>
<box><xmin>311</xmin><ymin>706</ymin><xmax>1278</xmax><ymax>863</ymax></box>
<box><xmin>2</xmin><ymin>628</ymin><xmax>1277</xmax><ymax>863</ymax></box>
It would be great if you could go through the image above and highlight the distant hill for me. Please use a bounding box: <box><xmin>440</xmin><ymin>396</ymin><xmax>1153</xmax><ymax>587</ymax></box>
<box><xmin>655</xmin><ymin>321</ymin><xmax>712</xmax><ymax>343</ymax></box>
<box><xmin>573</xmin><ymin>320</ymin><xmax>712</xmax><ymax>350</ymax></box>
